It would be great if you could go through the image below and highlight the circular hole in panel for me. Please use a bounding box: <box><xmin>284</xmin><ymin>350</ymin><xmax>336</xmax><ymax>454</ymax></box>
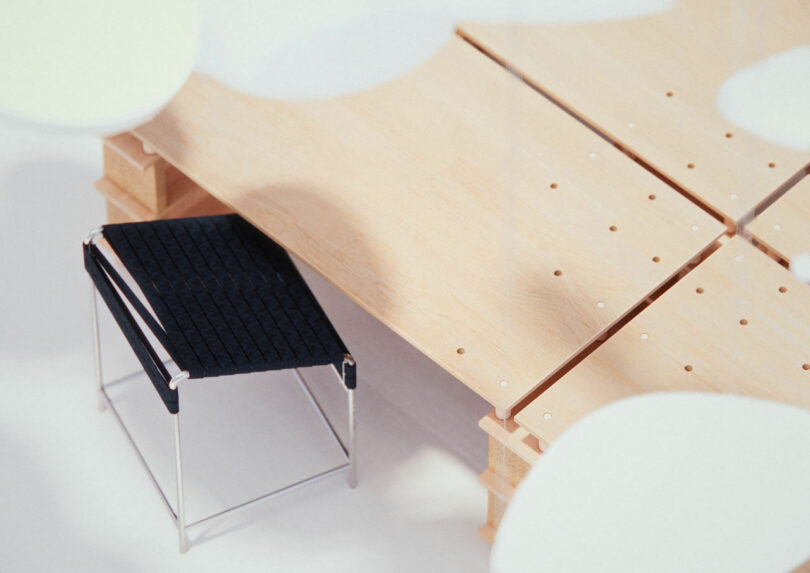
<box><xmin>652</xmin><ymin>256</ymin><xmax>661</xmax><ymax>263</ymax></box>
<box><xmin>553</xmin><ymin>270</ymin><xmax>562</xmax><ymax>277</ymax></box>
<box><xmin>687</xmin><ymin>163</ymin><xmax>695</xmax><ymax>169</ymax></box>
<box><xmin>691</xmin><ymin>225</ymin><xmax>700</xmax><ymax>231</ymax></box>
<box><xmin>696</xmin><ymin>287</ymin><xmax>704</xmax><ymax>294</ymax></box>
<box><xmin>779</xmin><ymin>286</ymin><xmax>788</xmax><ymax>293</ymax></box>
<box><xmin>730</xmin><ymin>193</ymin><xmax>739</xmax><ymax>200</ymax></box>
<box><xmin>648</xmin><ymin>194</ymin><xmax>657</xmax><ymax>201</ymax></box>
<box><xmin>735</xmin><ymin>255</ymin><xmax>744</xmax><ymax>263</ymax></box>
<box><xmin>739</xmin><ymin>318</ymin><xmax>749</xmax><ymax>326</ymax></box>
<box><xmin>609</xmin><ymin>225</ymin><xmax>618</xmax><ymax>232</ymax></box>
<box><xmin>774</xmin><ymin>224</ymin><xmax>782</xmax><ymax>231</ymax></box>
<box><xmin>640</xmin><ymin>333</ymin><xmax>649</xmax><ymax>340</ymax></box>
<box><xmin>803</xmin><ymin>364</ymin><xmax>810</xmax><ymax>371</ymax></box>
<box><xmin>499</xmin><ymin>379</ymin><xmax>509</xmax><ymax>388</ymax></box>
<box><xmin>550</xmin><ymin>182</ymin><xmax>558</xmax><ymax>189</ymax></box>
<box><xmin>543</xmin><ymin>412</ymin><xmax>553</xmax><ymax>420</ymax></box>
<box><xmin>456</xmin><ymin>347</ymin><xmax>465</xmax><ymax>355</ymax></box>
<box><xmin>597</xmin><ymin>301</ymin><xmax>606</xmax><ymax>308</ymax></box>
<box><xmin>628</xmin><ymin>122</ymin><xmax>636</xmax><ymax>128</ymax></box>
<box><xmin>589</xmin><ymin>152</ymin><xmax>598</xmax><ymax>159</ymax></box>
<box><xmin>769</xmin><ymin>162</ymin><xmax>776</xmax><ymax>168</ymax></box>
<box><xmin>684</xmin><ymin>364</ymin><xmax>694</xmax><ymax>372</ymax></box>
<box><xmin>666</xmin><ymin>91</ymin><xmax>674</xmax><ymax>97</ymax></box>
<box><xmin>725</xmin><ymin>132</ymin><xmax>734</xmax><ymax>138</ymax></box>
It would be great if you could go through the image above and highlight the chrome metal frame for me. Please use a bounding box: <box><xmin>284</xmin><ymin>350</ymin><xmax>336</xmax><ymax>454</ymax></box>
<box><xmin>87</xmin><ymin>231</ymin><xmax>357</xmax><ymax>553</ymax></box>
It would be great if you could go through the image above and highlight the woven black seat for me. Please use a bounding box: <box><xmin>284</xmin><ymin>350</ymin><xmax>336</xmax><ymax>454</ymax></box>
<box><xmin>83</xmin><ymin>214</ymin><xmax>357</xmax><ymax>552</ymax></box>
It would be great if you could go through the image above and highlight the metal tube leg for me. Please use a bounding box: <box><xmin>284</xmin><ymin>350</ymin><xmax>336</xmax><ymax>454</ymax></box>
<box><xmin>174</xmin><ymin>414</ymin><xmax>188</xmax><ymax>553</ymax></box>
<box><xmin>347</xmin><ymin>388</ymin><xmax>357</xmax><ymax>488</ymax></box>
<box><xmin>89</xmin><ymin>280</ymin><xmax>106</xmax><ymax>412</ymax></box>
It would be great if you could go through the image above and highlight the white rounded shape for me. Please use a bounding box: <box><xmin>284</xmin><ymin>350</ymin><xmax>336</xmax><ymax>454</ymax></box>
<box><xmin>790</xmin><ymin>253</ymin><xmax>810</xmax><ymax>284</ymax></box>
<box><xmin>543</xmin><ymin>412</ymin><xmax>553</xmax><ymax>420</ymax></box>
<box><xmin>735</xmin><ymin>255</ymin><xmax>744</xmax><ymax>263</ymax></box>
<box><xmin>196</xmin><ymin>1</ymin><xmax>454</xmax><ymax>100</ymax></box>
<box><xmin>691</xmin><ymin>225</ymin><xmax>699</xmax><ymax>231</ymax></box>
<box><xmin>0</xmin><ymin>0</ymin><xmax>197</xmax><ymax>133</ymax></box>
<box><xmin>499</xmin><ymin>380</ymin><xmax>509</xmax><ymax>388</ymax></box>
<box><xmin>596</xmin><ymin>301</ymin><xmax>606</xmax><ymax>308</ymax></box>
<box><xmin>640</xmin><ymin>332</ymin><xmax>649</xmax><ymax>340</ymax></box>
<box><xmin>717</xmin><ymin>46</ymin><xmax>810</xmax><ymax>151</ymax></box>
<box><xmin>492</xmin><ymin>393</ymin><xmax>810</xmax><ymax>573</ymax></box>
<box><xmin>773</xmin><ymin>224</ymin><xmax>782</xmax><ymax>231</ymax></box>
<box><xmin>730</xmin><ymin>193</ymin><xmax>739</xmax><ymax>200</ymax></box>
<box><xmin>628</xmin><ymin>121</ymin><xmax>636</xmax><ymax>128</ymax></box>
<box><xmin>589</xmin><ymin>152</ymin><xmax>599</xmax><ymax>159</ymax></box>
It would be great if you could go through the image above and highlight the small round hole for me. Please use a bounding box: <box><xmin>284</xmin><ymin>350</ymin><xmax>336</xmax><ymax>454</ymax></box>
<box><xmin>499</xmin><ymin>380</ymin><xmax>509</xmax><ymax>388</ymax></box>
<box><xmin>768</xmin><ymin>162</ymin><xmax>776</xmax><ymax>168</ymax></box>
<box><xmin>779</xmin><ymin>286</ymin><xmax>787</xmax><ymax>293</ymax></box>
<box><xmin>803</xmin><ymin>364</ymin><xmax>810</xmax><ymax>371</ymax></box>
<box><xmin>730</xmin><ymin>193</ymin><xmax>739</xmax><ymax>201</ymax></box>
<box><xmin>648</xmin><ymin>194</ymin><xmax>657</xmax><ymax>201</ymax></box>
<box><xmin>725</xmin><ymin>132</ymin><xmax>733</xmax><ymax>139</ymax></box>
<box><xmin>684</xmin><ymin>364</ymin><xmax>694</xmax><ymax>372</ymax></box>
<box><xmin>691</xmin><ymin>225</ymin><xmax>699</xmax><ymax>231</ymax></box>
<box><xmin>609</xmin><ymin>225</ymin><xmax>618</xmax><ymax>232</ymax></box>
<box><xmin>553</xmin><ymin>269</ymin><xmax>562</xmax><ymax>277</ymax></box>
<box><xmin>456</xmin><ymin>348</ymin><xmax>465</xmax><ymax>355</ymax></box>
<box><xmin>687</xmin><ymin>163</ymin><xmax>695</xmax><ymax>169</ymax></box>
<box><xmin>652</xmin><ymin>256</ymin><xmax>661</xmax><ymax>263</ymax></box>
<box><xmin>543</xmin><ymin>412</ymin><xmax>553</xmax><ymax>420</ymax></box>
<box><xmin>666</xmin><ymin>91</ymin><xmax>674</xmax><ymax>97</ymax></box>
<box><xmin>597</xmin><ymin>301</ymin><xmax>606</xmax><ymax>308</ymax></box>
<box><xmin>739</xmin><ymin>319</ymin><xmax>748</xmax><ymax>326</ymax></box>
<box><xmin>628</xmin><ymin>122</ymin><xmax>636</xmax><ymax>128</ymax></box>
<box><xmin>773</xmin><ymin>224</ymin><xmax>781</xmax><ymax>231</ymax></box>
<box><xmin>696</xmin><ymin>287</ymin><xmax>704</xmax><ymax>294</ymax></box>
<box><xmin>640</xmin><ymin>333</ymin><xmax>649</xmax><ymax>340</ymax></box>
<box><xmin>589</xmin><ymin>152</ymin><xmax>598</xmax><ymax>159</ymax></box>
<box><xmin>735</xmin><ymin>255</ymin><xmax>744</xmax><ymax>263</ymax></box>
<box><xmin>550</xmin><ymin>183</ymin><xmax>558</xmax><ymax>189</ymax></box>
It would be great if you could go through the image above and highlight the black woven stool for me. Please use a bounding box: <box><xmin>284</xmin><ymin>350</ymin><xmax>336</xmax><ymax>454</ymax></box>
<box><xmin>83</xmin><ymin>214</ymin><xmax>357</xmax><ymax>552</ymax></box>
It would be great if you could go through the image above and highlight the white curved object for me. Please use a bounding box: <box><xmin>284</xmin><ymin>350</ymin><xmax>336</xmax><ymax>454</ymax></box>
<box><xmin>717</xmin><ymin>46</ymin><xmax>810</xmax><ymax>151</ymax></box>
<box><xmin>492</xmin><ymin>393</ymin><xmax>810</xmax><ymax>573</ymax></box>
<box><xmin>0</xmin><ymin>0</ymin><xmax>197</xmax><ymax>133</ymax></box>
<box><xmin>791</xmin><ymin>253</ymin><xmax>810</xmax><ymax>284</ymax></box>
<box><xmin>195</xmin><ymin>0</ymin><xmax>675</xmax><ymax>100</ymax></box>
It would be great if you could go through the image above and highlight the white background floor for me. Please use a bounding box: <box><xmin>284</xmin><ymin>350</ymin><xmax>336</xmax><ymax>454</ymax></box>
<box><xmin>0</xmin><ymin>121</ymin><xmax>492</xmax><ymax>571</ymax></box>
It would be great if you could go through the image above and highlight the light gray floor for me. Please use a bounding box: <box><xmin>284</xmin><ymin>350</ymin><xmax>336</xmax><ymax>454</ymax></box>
<box><xmin>0</xmin><ymin>122</ymin><xmax>492</xmax><ymax>571</ymax></box>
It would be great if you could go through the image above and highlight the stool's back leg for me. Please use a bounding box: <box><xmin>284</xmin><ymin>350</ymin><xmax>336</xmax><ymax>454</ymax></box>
<box><xmin>89</xmin><ymin>279</ymin><xmax>106</xmax><ymax>412</ymax></box>
<box><xmin>348</xmin><ymin>388</ymin><xmax>357</xmax><ymax>489</ymax></box>
<box><xmin>174</xmin><ymin>413</ymin><xmax>188</xmax><ymax>553</ymax></box>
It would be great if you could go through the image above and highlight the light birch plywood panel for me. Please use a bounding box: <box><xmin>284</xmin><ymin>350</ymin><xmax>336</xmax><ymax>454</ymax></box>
<box><xmin>134</xmin><ymin>36</ymin><xmax>724</xmax><ymax>412</ymax></box>
<box><xmin>748</xmin><ymin>174</ymin><xmax>810</xmax><ymax>262</ymax></box>
<box><xmin>517</xmin><ymin>237</ymin><xmax>810</xmax><ymax>447</ymax></box>
<box><xmin>460</xmin><ymin>0</ymin><xmax>810</xmax><ymax>227</ymax></box>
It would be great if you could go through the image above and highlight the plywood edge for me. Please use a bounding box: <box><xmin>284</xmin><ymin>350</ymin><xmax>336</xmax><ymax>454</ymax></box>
<box><xmin>105</xmin><ymin>132</ymin><xmax>163</xmax><ymax>171</ymax></box>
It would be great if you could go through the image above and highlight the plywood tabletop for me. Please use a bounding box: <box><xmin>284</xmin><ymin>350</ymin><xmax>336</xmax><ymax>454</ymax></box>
<box><xmin>747</xmin><ymin>174</ymin><xmax>810</xmax><ymax>263</ymax></box>
<box><xmin>460</xmin><ymin>0</ymin><xmax>810</xmax><ymax>228</ymax></box>
<box><xmin>516</xmin><ymin>237</ymin><xmax>810</xmax><ymax>447</ymax></box>
<box><xmin>134</xmin><ymin>36</ymin><xmax>724</xmax><ymax>412</ymax></box>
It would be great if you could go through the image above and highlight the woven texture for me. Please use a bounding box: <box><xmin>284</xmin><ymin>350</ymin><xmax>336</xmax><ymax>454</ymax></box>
<box><xmin>86</xmin><ymin>215</ymin><xmax>355</xmax><ymax>412</ymax></box>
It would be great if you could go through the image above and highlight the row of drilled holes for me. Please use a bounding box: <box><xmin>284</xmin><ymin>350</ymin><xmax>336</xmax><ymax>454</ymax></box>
<box><xmin>663</xmin><ymin>92</ymin><xmax>777</xmax><ymax>171</ymax></box>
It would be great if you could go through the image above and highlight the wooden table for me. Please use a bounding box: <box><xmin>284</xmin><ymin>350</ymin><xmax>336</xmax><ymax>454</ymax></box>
<box><xmin>93</xmin><ymin>0</ymin><xmax>810</xmax><ymax>553</ymax></box>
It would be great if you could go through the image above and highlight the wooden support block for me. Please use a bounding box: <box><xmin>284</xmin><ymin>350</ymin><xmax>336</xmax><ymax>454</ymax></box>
<box><xmin>95</xmin><ymin>173</ymin><xmax>232</xmax><ymax>223</ymax></box>
<box><xmin>103</xmin><ymin>132</ymin><xmax>169</xmax><ymax>212</ymax></box>
<box><xmin>479</xmin><ymin>411</ymin><xmax>543</xmax><ymax>463</ymax></box>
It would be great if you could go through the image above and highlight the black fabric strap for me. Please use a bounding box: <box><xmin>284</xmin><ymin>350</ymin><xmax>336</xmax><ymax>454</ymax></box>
<box><xmin>84</xmin><ymin>243</ymin><xmax>179</xmax><ymax>414</ymax></box>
